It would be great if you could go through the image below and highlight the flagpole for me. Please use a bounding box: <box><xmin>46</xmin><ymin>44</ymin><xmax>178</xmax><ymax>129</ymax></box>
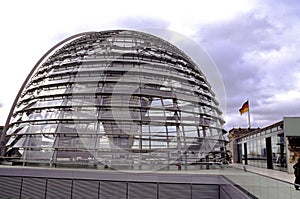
<box><xmin>247</xmin><ymin>99</ymin><xmax>251</xmax><ymax>128</ymax></box>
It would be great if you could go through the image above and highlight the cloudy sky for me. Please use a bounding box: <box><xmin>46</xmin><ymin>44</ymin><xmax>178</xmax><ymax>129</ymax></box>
<box><xmin>1</xmin><ymin>0</ymin><xmax>300</xmax><ymax>130</ymax></box>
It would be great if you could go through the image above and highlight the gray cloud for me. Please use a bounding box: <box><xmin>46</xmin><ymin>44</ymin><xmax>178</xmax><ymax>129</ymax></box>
<box><xmin>194</xmin><ymin>5</ymin><xmax>300</xmax><ymax>129</ymax></box>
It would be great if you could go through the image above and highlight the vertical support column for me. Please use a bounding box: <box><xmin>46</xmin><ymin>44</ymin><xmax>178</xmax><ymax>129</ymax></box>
<box><xmin>237</xmin><ymin>144</ymin><xmax>242</xmax><ymax>163</ymax></box>
<box><xmin>279</xmin><ymin>142</ymin><xmax>285</xmax><ymax>167</ymax></box>
<box><xmin>176</xmin><ymin>124</ymin><xmax>182</xmax><ymax>170</ymax></box>
<box><xmin>174</xmin><ymin>98</ymin><xmax>182</xmax><ymax>168</ymax></box>
<box><xmin>266</xmin><ymin>137</ymin><xmax>273</xmax><ymax>169</ymax></box>
<box><xmin>232</xmin><ymin>139</ymin><xmax>238</xmax><ymax>163</ymax></box>
<box><xmin>139</xmin><ymin>122</ymin><xmax>142</xmax><ymax>170</ymax></box>
<box><xmin>94</xmin><ymin>120</ymin><xmax>100</xmax><ymax>167</ymax></box>
<box><xmin>165</xmin><ymin>126</ymin><xmax>170</xmax><ymax>170</ymax></box>
<box><xmin>51</xmin><ymin>135</ymin><xmax>59</xmax><ymax>168</ymax></box>
<box><xmin>22</xmin><ymin>135</ymin><xmax>30</xmax><ymax>166</ymax></box>
<box><xmin>244</xmin><ymin>143</ymin><xmax>248</xmax><ymax>165</ymax></box>
<box><xmin>286</xmin><ymin>136</ymin><xmax>293</xmax><ymax>174</ymax></box>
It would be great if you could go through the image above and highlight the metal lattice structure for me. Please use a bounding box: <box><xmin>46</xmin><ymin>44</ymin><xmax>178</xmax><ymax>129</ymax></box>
<box><xmin>2</xmin><ymin>30</ymin><xmax>226</xmax><ymax>170</ymax></box>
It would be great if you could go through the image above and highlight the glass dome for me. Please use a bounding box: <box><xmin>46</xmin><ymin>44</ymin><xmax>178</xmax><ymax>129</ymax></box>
<box><xmin>3</xmin><ymin>30</ymin><xmax>226</xmax><ymax>170</ymax></box>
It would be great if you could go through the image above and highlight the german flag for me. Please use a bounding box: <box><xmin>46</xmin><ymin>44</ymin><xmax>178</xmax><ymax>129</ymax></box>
<box><xmin>239</xmin><ymin>101</ymin><xmax>249</xmax><ymax>115</ymax></box>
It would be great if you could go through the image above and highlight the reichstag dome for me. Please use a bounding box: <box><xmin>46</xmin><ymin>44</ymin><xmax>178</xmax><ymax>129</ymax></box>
<box><xmin>2</xmin><ymin>30</ymin><xmax>226</xmax><ymax>170</ymax></box>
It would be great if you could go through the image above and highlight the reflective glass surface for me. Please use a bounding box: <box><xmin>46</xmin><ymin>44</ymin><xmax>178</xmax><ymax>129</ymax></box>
<box><xmin>5</xmin><ymin>30</ymin><xmax>226</xmax><ymax>170</ymax></box>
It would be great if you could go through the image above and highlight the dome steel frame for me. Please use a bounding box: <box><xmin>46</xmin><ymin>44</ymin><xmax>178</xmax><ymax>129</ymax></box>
<box><xmin>1</xmin><ymin>30</ymin><xmax>226</xmax><ymax>170</ymax></box>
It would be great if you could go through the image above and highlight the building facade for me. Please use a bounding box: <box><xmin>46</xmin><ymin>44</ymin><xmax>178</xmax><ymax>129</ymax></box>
<box><xmin>229</xmin><ymin>117</ymin><xmax>300</xmax><ymax>173</ymax></box>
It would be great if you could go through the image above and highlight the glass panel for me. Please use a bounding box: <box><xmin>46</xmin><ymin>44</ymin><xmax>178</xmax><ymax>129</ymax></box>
<box><xmin>16</xmin><ymin>126</ymin><xmax>29</xmax><ymax>135</ymax></box>
<box><xmin>55</xmin><ymin>136</ymin><xmax>96</xmax><ymax>150</ymax></box>
<box><xmin>25</xmin><ymin>150</ymin><xmax>53</xmax><ymax>160</ymax></box>
<box><xmin>6</xmin><ymin>136</ymin><xmax>17</xmax><ymax>146</ymax></box>
<box><xmin>28</xmin><ymin>124</ymin><xmax>57</xmax><ymax>134</ymax></box>
<box><xmin>36</xmin><ymin>99</ymin><xmax>63</xmax><ymax>107</ymax></box>
<box><xmin>184</xmin><ymin>126</ymin><xmax>198</xmax><ymax>138</ymax></box>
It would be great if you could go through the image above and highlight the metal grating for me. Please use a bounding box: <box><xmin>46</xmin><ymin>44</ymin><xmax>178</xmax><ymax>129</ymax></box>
<box><xmin>0</xmin><ymin>176</ymin><xmax>21</xmax><ymax>198</ymax></box>
<box><xmin>72</xmin><ymin>179</ymin><xmax>99</xmax><ymax>199</ymax></box>
<box><xmin>100</xmin><ymin>181</ymin><xmax>127</xmax><ymax>199</ymax></box>
<box><xmin>0</xmin><ymin>174</ymin><xmax>252</xmax><ymax>199</ymax></box>
<box><xmin>46</xmin><ymin>178</ymin><xmax>72</xmax><ymax>198</ymax></box>
<box><xmin>128</xmin><ymin>182</ymin><xmax>157</xmax><ymax>198</ymax></box>
<box><xmin>159</xmin><ymin>183</ymin><xmax>191</xmax><ymax>198</ymax></box>
<box><xmin>21</xmin><ymin>177</ymin><xmax>47</xmax><ymax>198</ymax></box>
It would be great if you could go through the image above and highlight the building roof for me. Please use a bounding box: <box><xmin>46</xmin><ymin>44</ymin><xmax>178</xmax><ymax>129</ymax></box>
<box><xmin>228</xmin><ymin>120</ymin><xmax>283</xmax><ymax>140</ymax></box>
